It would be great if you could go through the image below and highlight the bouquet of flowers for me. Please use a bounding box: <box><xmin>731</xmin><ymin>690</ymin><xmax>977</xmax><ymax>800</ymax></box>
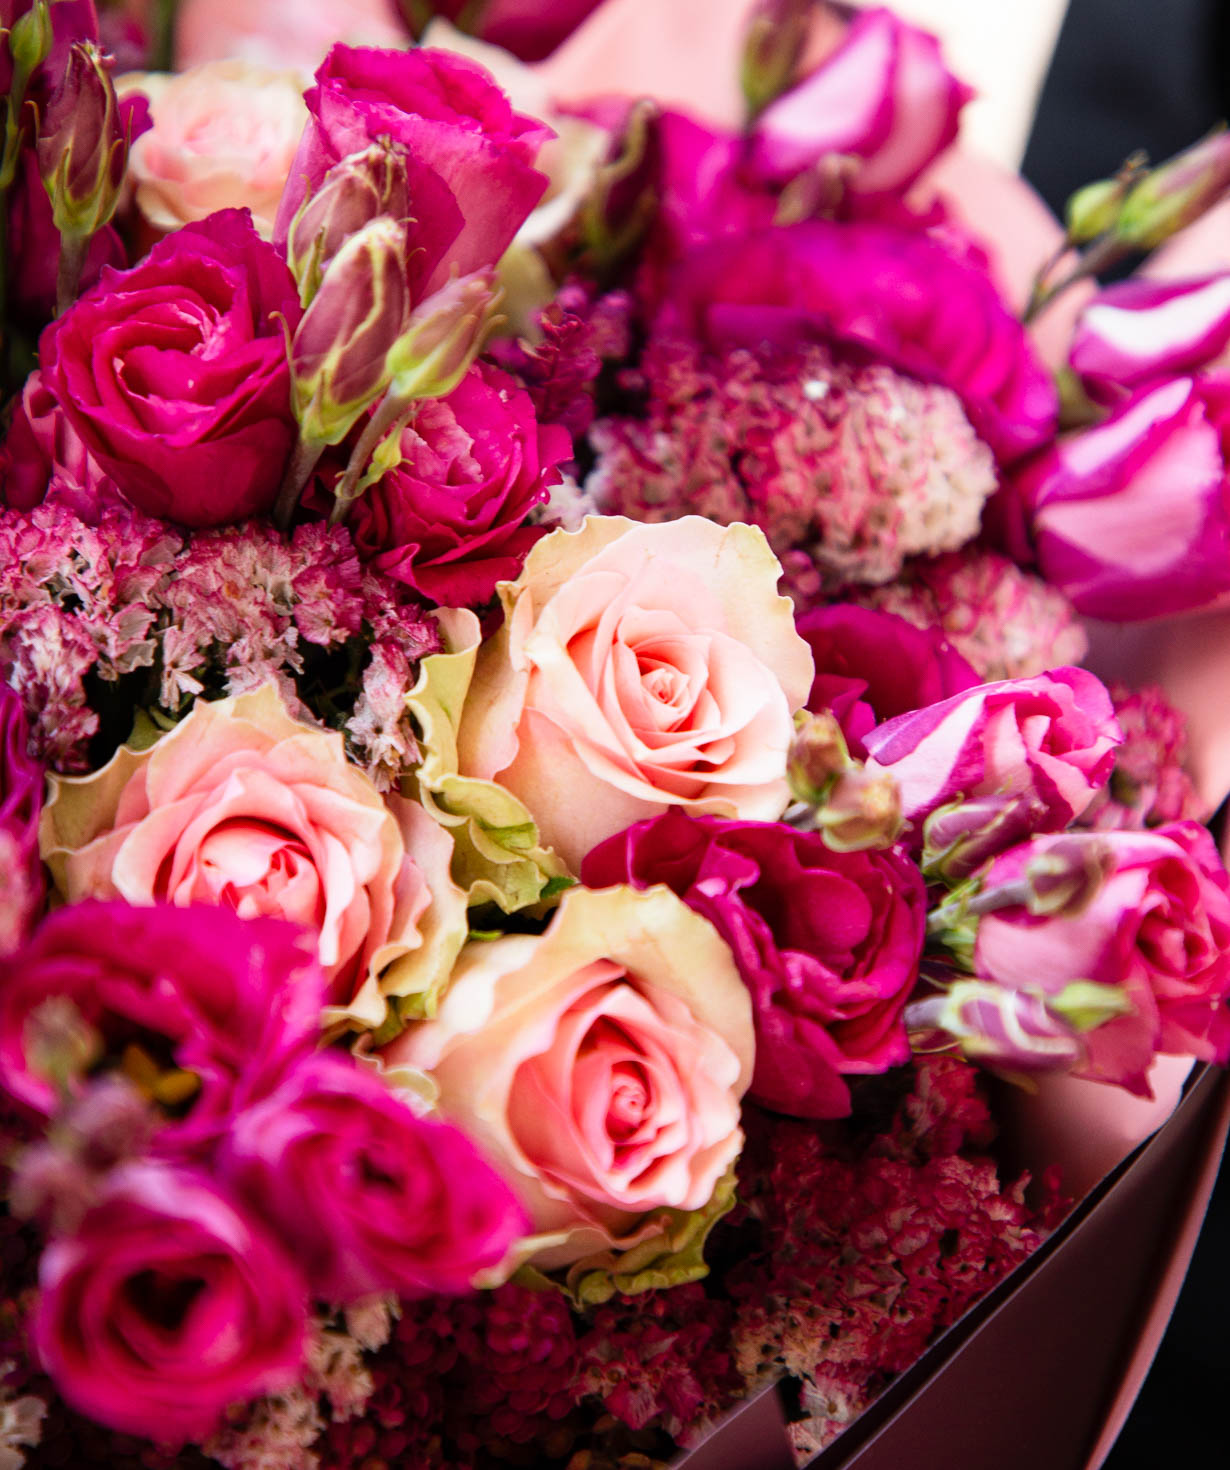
<box><xmin>4</xmin><ymin>2</ymin><xmax>1230</xmax><ymax>1467</ymax></box>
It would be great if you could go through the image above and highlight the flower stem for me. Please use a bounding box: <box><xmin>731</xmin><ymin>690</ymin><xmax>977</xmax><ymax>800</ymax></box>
<box><xmin>273</xmin><ymin>437</ymin><xmax>325</xmax><ymax>531</ymax></box>
<box><xmin>328</xmin><ymin>390</ymin><xmax>415</xmax><ymax>526</ymax></box>
<box><xmin>55</xmin><ymin>234</ymin><xmax>90</xmax><ymax>317</ymax></box>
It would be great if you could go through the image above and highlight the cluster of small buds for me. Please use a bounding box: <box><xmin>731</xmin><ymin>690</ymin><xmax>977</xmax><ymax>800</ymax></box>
<box><xmin>786</xmin><ymin>711</ymin><xmax>904</xmax><ymax>851</ymax></box>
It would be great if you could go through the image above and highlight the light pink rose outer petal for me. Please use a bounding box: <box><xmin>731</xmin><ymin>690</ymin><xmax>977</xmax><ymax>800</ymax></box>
<box><xmin>175</xmin><ymin>0</ymin><xmax>407</xmax><ymax>74</ymax></box>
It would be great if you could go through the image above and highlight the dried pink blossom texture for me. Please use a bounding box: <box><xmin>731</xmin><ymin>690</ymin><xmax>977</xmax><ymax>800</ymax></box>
<box><xmin>589</xmin><ymin>339</ymin><xmax>996</xmax><ymax>600</ymax></box>
<box><xmin>1077</xmin><ymin>683</ymin><xmax>1206</xmax><ymax>831</ymax></box>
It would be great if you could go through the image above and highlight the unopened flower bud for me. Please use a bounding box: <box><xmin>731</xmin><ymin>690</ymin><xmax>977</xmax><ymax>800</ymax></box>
<box><xmin>386</xmin><ymin>269</ymin><xmax>503</xmax><ymax>402</ymax></box>
<box><xmin>906</xmin><ymin>981</ymin><xmax>1085</xmax><ymax>1072</ymax></box>
<box><xmin>1023</xmin><ymin>834</ymin><xmax>1114</xmax><ymax>917</ymax></box>
<box><xmin>1118</xmin><ymin>129</ymin><xmax>1230</xmax><ymax>250</ymax></box>
<box><xmin>36</xmin><ymin>41</ymin><xmax>127</xmax><ymax>239</ymax></box>
<box><xmin>741</xmin><ymin>0</ymin><xmax>812</xmax><ymax>118</ymax></box>
<box><xmin>787</xmin><ymin>710</ymin><xmax>851</xmax><ymax>805</ymax></box>
<box><xmin>816</xmin><ymin>764</ymin><xmax>903</xmax><ymax>852</ymax></box>
<box><xmin>287</xmin><ymin>141</ymin><xmax>411</xmax><ymax>308</ymax></box>
<box><xmin>8</xmin><ymin>0</ymin><xmax>52</xmax><ymax>79</ymax></box>
<box><xmin>290</xmin><ymin>214</ymin><xmax>412</xmax><ymax>446</ymax></box>
<box><xmin>1065</xmin><ymin>176</ymin><xmax>1131</xmax><ymax>245</ymax></box>
<box><xmin>922</xmin><ymin>792</ymin><xmax>1043</xmax><ymax>883</ymax></box>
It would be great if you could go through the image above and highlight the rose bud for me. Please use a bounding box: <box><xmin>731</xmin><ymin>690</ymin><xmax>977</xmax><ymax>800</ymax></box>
<box><xmin>747</xmin><ymin>7</ymin><xmax>972</xmax><ymax>198</ymax></box>
<box><xmin>387</xmin><ymin>268</ymin><xmax>503</xmax><ymax>404</ymax></box>
<box><xmin>8</xmin><ymin>0</ymin><xmax>53</xmax><ymax>80</ymax></box>
<box><xmin>863</xmin><ymin>667</ymin><xmax>1121</xmax><ymax>847</ymax></box>
<box><xmin>287</xmin><ymin>140</ymin><xmax>411</xmax><ymax>308</ymax></box>
<box><xmin>814</xmin><ymin>763</ymin><xmax>904</xmax><ymax>852</ymax></box>
<box><xmin>36</xmin><ymin>41</ymin><xmax>127</xmax><ymax>240</ymax></box>
<box><xmin>787</xmin><ymin>710</ymin><xmax>851</xmax><ymax>806</ymax></box>
<box><xmin>1016</xmin><ymin>375</ymin><xmax>1230</xmax><ymax>619</ymax></box>
<box><xmin>1021</xmin><ymin>833</ymin><xmax>1116</xmax><ymax>917</ymax></box>
<box><xmin>973</xmin><ymin>823</ymin><xmax>1230</xmax><ymax>1094</ymax></box>
<box><xmin>922</xmin><ymin>791</ymin><xmax>1045</xmax><ymax>883</ymax></box>
<box><xmin>290</xmin><ymin>214</ymin><xmax>412</xmax><ymax>448</ymax></box>
<box><xmin>1118</xmin><ymin>129</ymin><xmax>1230</xmax><ymax>250</ymax></box>
<box><xmin>1065</xmin><ymin>174</ymin><xmax>1134</xmax><ymax>245</ymax></box>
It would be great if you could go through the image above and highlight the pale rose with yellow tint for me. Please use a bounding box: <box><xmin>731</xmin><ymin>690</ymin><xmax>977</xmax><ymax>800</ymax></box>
<box><xmin>120</xmin><ymin>61</ymin><xmax>308</xmax><ymax>239</ymax></box>
<box><xmin>457</xmin><ymin>516</ymin><xmax>813</xmax><ymax>872</ymax></box>
<box><xmin>384</xmin><ymin>883</ymin><xmax>754</xmax><ymax>1275</ymax></box>
<box><xmin>39</xmin><ymin>684</ymin><xmax>466</xmax><ymax>1029</ymax></box>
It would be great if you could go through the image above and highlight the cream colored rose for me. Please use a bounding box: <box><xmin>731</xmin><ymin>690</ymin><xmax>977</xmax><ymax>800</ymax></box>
<box><xmin>120</xmin><ymin>62</ymin><xmax>309</xmax><ymax>239</ymax></box>
<box><xmin>384</xmin><ymin>883</ymin><xmax>755</xmax><ymax>1275</ymax></box>
<box><xmin>457</xmin><ymin>515</ymin><xmax>814</xmax><ymax>872</ymax></box>
<box><xmin>39</xmin><ymin>685</ymin><xmax>466</xmax><ymax>1029</ymax></box>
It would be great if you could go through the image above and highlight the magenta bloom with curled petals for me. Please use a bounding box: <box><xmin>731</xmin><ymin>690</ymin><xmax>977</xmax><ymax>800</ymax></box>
<box><xmin>34</xmin><ymin>1162</ymin><xmax>307</xmax><ymax>1441</ymax></box>
<box><xmin>656</xmin><ymin>221</ymin><xmax>1058</xmax><ymax>462</ymax></box>
<box><xmin>1070</xmin><ymin>273</ymin><xmax>1230</xmax><ymax>397</ymax></box>
<box><xmin>275</xmin><ymin>44</ymin><xmax>551</xmax><ymax>296</ymax></box>
<box><xmin>0</xmin><ymin>901</ymin><xmax>323</xmax><ymax>1150</ymax></box>
<box><xmin>220</xmin><ymin>1052</ymin><xmax>528</xmax><ymax>1302</ymax></box>
<box><xmin>38</xmin><ymin>209</ymin><xmax>302</xmax><ymax>527</ymax></box>
<box><xmin>797</xmin><ymin>603</ymin><xmax>979</xmax><ymax>758</ymax></box>
<box><xmin>348</xmin><ymin>360</ymin><xmax>571</xmax><ymax>606</ymax></box>
<box><xmin>582</xmin><ymin>809</ymin><xmax>927</xmax><ymax>1120</ymax></box>
<box><xmin>0</xmin><ymin>683</ymin><xmax>44</xmax><ymax>952</ymax></box>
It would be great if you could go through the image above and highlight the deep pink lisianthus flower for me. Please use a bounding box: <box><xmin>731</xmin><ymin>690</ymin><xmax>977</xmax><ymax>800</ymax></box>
<box><xmin>275</xmin><ymin>44</ymin><xmax>551</xmax><ymax>297</ymax></box>
<box><xmin>974</xmin><ymin>823</ymin><xmax>1230</xmax><ymax>1095</ymax></box>
<box><xmin>797</xmin><ymin>604</ymin><xmax>979</xmax><ymax>759</ymax></box>
<box><xmin>0</xmin><ymin>683</ymin><xmax>43</xmax><ymax>953</ymax></box>
<box><xmin>582</xmin><ymin>809</ymin><xmax>927</xmax><ymax>1120</ymax></box>
<box><xmin>38</xmin><ymin>209</ymin><xmax>301</xmax><ymax>527</ymax></box>
<box><xmin>656</xmin><ymin>221</ymin><xmax>1058</xmax><ymax>463</ymax></box>
<box><xmin>220</xmin><ymin>1052</ymin><xmax>527</xmax><ymax>1302</ymax></box>
<box><xmin>864</xmin><ymin>667</ymin><xmax>1120</xmax><ymax>843</ymax></box>
<box><xmin>34</xmin><ymin>1162</ymin><xmax>307</xmax><ymax>1442</ymax></box>
<box><xmin>0</xmin><ymin>901</ymin><xmax>323</xmax><ymax>1152</ymax></box>
<box><xmin>430</xmin><ymin>0</ymin><xmax>605</xmax><ymax>61</ymax></box>
<box><xmin>1012</xmin><ymin>374</ymin><xmax>1230</xmax><ymax>621</ymax></box>
<box><xmin>748</xmin><ymin>6</ymin><xmax>971</xmax><ymax>198</ymax></box>
<box><xmin>347</xmin><ymin>361</ymin><xmax>571</xmax><ymax>606</ymax></box>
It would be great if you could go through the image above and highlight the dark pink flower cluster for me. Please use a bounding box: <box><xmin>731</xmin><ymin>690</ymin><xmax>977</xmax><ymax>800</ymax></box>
<box><xmin>0</xmin><ymin>685</ymin><xmax>43</xmax><ymax>954</ymax></box>
<box><xmin>1077</xmin><ymin>683</ymin><xmax>1205</xmax><ymax>833</ymax></box>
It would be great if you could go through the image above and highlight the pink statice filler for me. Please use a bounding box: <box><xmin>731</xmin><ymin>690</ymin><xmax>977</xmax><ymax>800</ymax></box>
<box><xmin>582</xmin><ymin>809</ymin><xmax>927</xmax><ymax>1120</ymax></box>
<box><xmin>1077</xmin><ymin>682</ymin><xmax>1206</xmax><ymax>832</ymax></box>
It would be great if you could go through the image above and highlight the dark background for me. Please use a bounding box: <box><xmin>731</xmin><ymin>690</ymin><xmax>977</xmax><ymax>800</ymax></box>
<box><xmin>1020</xmin><ymin>4</ymin><xmax>1230</xmax><ymax>1463</ymax></box>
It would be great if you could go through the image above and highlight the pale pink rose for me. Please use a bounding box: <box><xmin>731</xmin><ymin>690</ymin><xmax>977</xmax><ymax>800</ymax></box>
<box><xmin>175</xmin><ymin>0</ymin><xmax>407</xmax><ymax>75</ymax></box>
<box><xmin>120</xmin><ymin>62</ymin><xmax>308</xmax><ymax>239</ymax></box>
<box><xmin>456</xmin><ymin>516</ymin><xmax>814</xmax><ymax>873</ymax></box>
<box><xmin>38</xmin><ymin>683</ymin><xmax>465</xmax><ymax>1027</ymax></box>
<box><xmin>384</xmin><ymin>883</ymin><xmax>755</xmax><ymax>1273</ymax></box>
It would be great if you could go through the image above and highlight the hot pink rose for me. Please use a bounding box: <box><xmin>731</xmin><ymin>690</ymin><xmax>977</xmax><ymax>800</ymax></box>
<box><xmin>384</xmin><ymin>884</ymin><xmax>754</xmax><ymax>1273</ymax></box>
<box><xmin>428</xmin><ymin>0</ymin><xmax>605</xmax><ymax>61</ymax></box>
<box><xmin>34</xmin><ymin>1163</ymin><xmax>307</xmax><ymax>1441</ymax></box>
<box><xmin>863</xmin><ymin>667</ymin><xmax>1121</xmax><ymax>845</ymax></box>
<box><xmin>219</xmin><ymin>1052</ymin><xmax>528</xmax><ymax>1301</ymax></box>
<box><xmin>37</xmin><ymin>209</ymin><xmax>301</xmax><ymax>527</ymax></box>
<box><xmin>455</xmin><ymin>516</ymin><xmax>814</xmax><ymax>873</ymax></box>
<box><xmin>0</xmin><ymin>682</ymin><xmax>43</xmax><ymax>953</ymax></box>
<box><xmin>175</xmin><ymin>0</ymin><xmax>408</xmax><ymax>74</ymax></box>
<box><xmin>1013</xmin><ymin>375</ymin><xmax>1230</xmax><ymax>620</ymax></box>
<box><xmin>275</xmin><ymin>44</ymin><xmax>552</xmax><ymax>298</ymax></box>
<box><xmin>348</xmin><ymin>360</ymin><xmax>571</xmax><ymax>606</ymax></box>
<box><xmin>748</xmin><ymin>7</ymin><xmax>971</xmax><ymax>197</ymax></box>
<box><xmin>973</xmin><ymin>823</ymin><xmax>1230</xmax><ymax>1094</ymax></box>
<box><xmin>121</xmin><ymin>61</ymin><xmax>309</xmax><ymax>239</ymax></box>
<box><xmin>0</xmin><ymin>369</ymin><xmax>121</xmax><ymax>516</ymax></box>
<box><xmin>39</xmin><ymin>684</ymin><xmax>466</xmax><ymax>1027</ymax></box>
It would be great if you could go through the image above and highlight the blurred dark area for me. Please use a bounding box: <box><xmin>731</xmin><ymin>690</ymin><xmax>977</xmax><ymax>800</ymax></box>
<box><xmin>1022</xmin><ymin>8</ymin><xmax>1230</xmax><ymax>1464</ymax></box>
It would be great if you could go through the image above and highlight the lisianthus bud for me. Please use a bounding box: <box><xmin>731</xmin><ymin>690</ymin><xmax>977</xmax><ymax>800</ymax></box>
<box><xmin>8</xmin><ymin>0</ymin><xmax>53</xmax><ymax>79</ymax></box>
<box><xmin>1118</xmin><ymin>130</ymin><xmax>1230</xmax><ymax>250</ymax></box>
<box><xmin>387</xmin><ymin>269</ymin><xmax>503</xmax><ymax>403</ymax></box>
<box><xmin>922</xmin><ymin>793</ymin><xmax>1043</xmax><ymax>883</ymax></box>
<box><xmin>787</xmin><ymin>710</ymin><xmax>851</xmax><ymax>805</ymax></box>
<box><xmin>1023</xmin><ymin>835</ymin><xmax>1115</xmax><ymax>917</ymax></box>
<box><xmin>1064</xmin><ymin>175</ymin><xmax>1133</xmax><ymax>245</ymax></box>
<box><xmin>906</xmin><ymin>982</ymin><xmax>1088</xmax><ymax>1071</ymax></box>
<box><xmin>741</xmin><ymin>0</ymin><xmax>812</xmax><ymax>117</ymax></box>
<box><xmin>287</xmin><ymin>141</ymin><xmax>411</xmax><ymax>308</ymax></box>
<box><xmin>36</xmin><ymin>42</ymin><xmax>127</xmax><ymax>239</ymax></box>
<box><xmin>815</xmin><ymin>764</ymin><xmax>903</xmax><ymax>852</ymax></box>
<box><xmin>290</xmin><ymin>215</ymin><xmax>411</xmax><ymax>446</ymax></box>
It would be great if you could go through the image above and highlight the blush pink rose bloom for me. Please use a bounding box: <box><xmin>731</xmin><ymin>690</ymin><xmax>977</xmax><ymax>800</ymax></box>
<box><xmin>974</xmin><ymin>823</ymin><xmax>1230</xmax><ymax>1095</ymax></box>
<box><xmin>864</xmin><ymin>667</ymin><xmax>1121</xmax><ymax>842</ymax></box>
<box><xmin>120</xmin><ymin>62</ymin><xmax>308</xmax><ymax>240</ymax></box>
<box><xmin>34</xmin><ymin>1163</ymin><xmax>307</xmax><ymax>1441</ymax></box>
<box><xmin>456</xmin><ymin>515</ymin><xmax>814</xmax><ymax>873</ymax></box>
<box><xmin>748</xmin><ymin>6</ymin><xmax>971</xmax><ymax>197</ymax></box>
<box><xmin>219</xmin><ymin>1052</ymin><xmax>528</xmax><ymax>1301</ymax></box>
<box><xmin>176</xmin><ymin>0</ymin><xmax>408</xmax><ymax>74</ymax></box>
<box><xmin>38</xmin><ymin>683</ymin><xmax>465</xmax><ymax>1027</ymax></box>
<box><xmin>383</xmin><ymin>883</ymin><xmax>754</xmax><ymax>1273</ymax></box>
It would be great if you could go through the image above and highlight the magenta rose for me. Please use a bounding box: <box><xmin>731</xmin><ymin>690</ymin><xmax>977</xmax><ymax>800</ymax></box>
<box><xmin>583</xmin><ymin>808</ymin><xmax>927</xmax><ymax>1119</ymax></box>
<box><xmin>275</xmin><ymin>44</ymin><xmax>551</xmax><ymax>297</ymax></box>
<box><xmin>348</xmin><ymin>360</ymin><xmax>571</xmax><ymax>605</ymax></box>
<box><xmin>0</xmin><ymin>901</ymin><xmax>323</xmax><ymax>1153</ymax></box>
<box><xmin>797</xmin><ymin>603</ymin><xmax>979</xmax><ymax>759</ymax></box>
<box><xmin>429</xmin><ymin>0</ymin><xmax>605</xmax><ymax>61</ymax></box>
<box><xmin>34</xmin><ymin>1163</ymin><xmax>307</xmax><ymax>1441</ymax></box>
<box><xmin>1012</xmin><ymin>374</ymin><xmax>1230</xmax><ymax>620</ymax></box>
<box><xmin>219</xmin><ymin>1052</ymin><xmax>527</xmax><ymax>1301</ymax></box>
<box><xmin>748</xmin><ymin>7</ymin><xmax>971</xmax><ymax>197</ymax></box>
<box><xmin>0</xmin><ymin>368</ymin><xmax>121</xmax><ymax>515</ymax></box>
<box><xmin>37</xmin><ymin>209</ymin><xmax>301</xmax><ymax>527</ymax></box>
<box><xmin>0</xmin><ymin>683</ymin><xmax>43</xmax><ymax>953</ymax></box>
<box><xmin>973</xmin><ymin>823</ymin><xmax>1230</xmax><ymax>1093</ymax></box>
<box><xmin>656</xmin><ymin>221</ymin><xmax>1058</xmax><ymax>463</ymax></box>
<box><xmin>864</xmin><ymin>667</ymin><xmax>1120</xmax><ymax>845</ymax></box>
